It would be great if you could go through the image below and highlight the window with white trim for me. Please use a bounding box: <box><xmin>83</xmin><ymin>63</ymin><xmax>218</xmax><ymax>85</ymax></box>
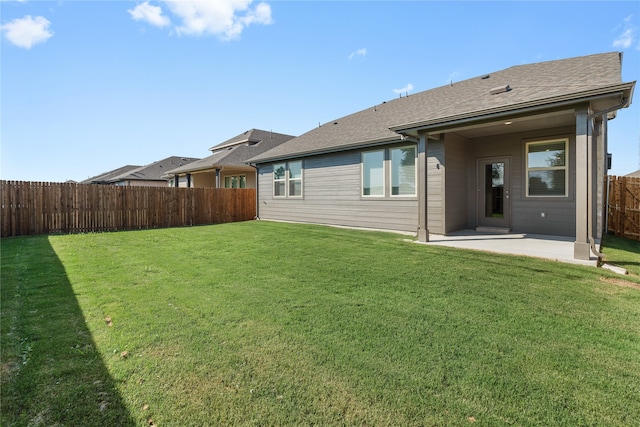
<box><xmin>224</xmin><ymin>175</ymin><xmax>246</xmax><ymax>189</ymax></box>
<box><xmin>391</xmin><ymin>146</ymin><xmax>417</xmax><ymax>196</ymax></box>
<box><xmin>362</xmin><ymin>145</ymin><xmax>417</xmax><ymax>197</ymax></box>
<box><xmin>273</xmin><ymin>161</ymin><xmax>303</xmax><ymax>197</ymax></box>
<box><xmin>288</xmin><ymin>161</ymin><xmax>302</xmax><ymax>197</ymax></box>
<box><xmin>362</xmin><ymin>150</ymin><xmax>385</xmax><ymax>196</ymax></box>
<box><xmin>273</xmin><ymin>163</ymin><xmax>286</xmax><ymax>196</ymax></box>
<box><xmin>526</xmin><ymin>139</ymin><xmax>568</xmax><ymax>197</ymax></box>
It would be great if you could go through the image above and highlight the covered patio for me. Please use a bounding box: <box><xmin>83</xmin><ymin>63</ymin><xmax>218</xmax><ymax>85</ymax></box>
<box><xmin>418</xmin><ymin>230</ymin><xmax>601</xmax><ymax>267</ymax></box>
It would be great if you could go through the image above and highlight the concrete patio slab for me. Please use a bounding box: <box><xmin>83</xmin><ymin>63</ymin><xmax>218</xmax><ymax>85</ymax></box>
<box><xmin>417</xmin><ymin>230</ymin><xmax>600</xmax><ymax>267</ymax></box>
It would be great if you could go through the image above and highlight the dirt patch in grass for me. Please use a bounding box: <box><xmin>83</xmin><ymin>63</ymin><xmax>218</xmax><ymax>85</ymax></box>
<box><xmin>600</xmin><ymin>277</ymin><xmax>640</xmax><ymax>290</ymax></box>
<box><xmin>1</xmin><ymin>360</ymin><xmax>20</xmax><ymax>383</ymax></box>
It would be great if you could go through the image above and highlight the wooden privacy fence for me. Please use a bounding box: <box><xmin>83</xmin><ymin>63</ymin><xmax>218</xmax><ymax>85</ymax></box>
<box><xmin>1</xmin><ymin>181</ymin><xmax>256</xmax><ymax>237</ymax></box>
<box><xmin>607</xmin><ymin>176</ymin><xmax>640</xmax><ymax>241</ymax></box>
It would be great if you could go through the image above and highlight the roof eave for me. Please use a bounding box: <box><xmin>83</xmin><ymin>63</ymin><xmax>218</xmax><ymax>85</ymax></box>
<box><xmin>249</xmin><ymin>135</ymin><xmax>404</xmax><ymax>164</ymax></box>
<box><xmin>166</xmin><ymin>164</ymin><xmax>221</xmax><ymax>175</ymax></box>
<box><xmin>390</xmin><ymin>83</ymin><xmax>635</xmax><ymax>134</ymax></box>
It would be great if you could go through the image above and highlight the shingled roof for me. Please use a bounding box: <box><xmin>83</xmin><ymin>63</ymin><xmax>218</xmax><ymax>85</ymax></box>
<box><xmin>250</xmin><ymin>52</ymin><xmax>633</xmax><ymax>163</ymax></box>
<box><xmin>109</xmin><ymin>156</ymin><xmax>199</xmax><ymax>183</ymax></box>
<box><xmin>81</xmin><ymin>164</ymin><xmax>142</xmax><ymax>184</ymax></box>
<box><xmin>166</xmin><ymin>129</ymin><xmax>295</xmax><ymax>175</ymax></box>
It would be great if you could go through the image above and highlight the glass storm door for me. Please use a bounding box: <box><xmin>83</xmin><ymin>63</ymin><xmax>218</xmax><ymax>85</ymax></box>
<box><xmin>477</xmin><ymin>158</ymin><xmax>510</xmax><ymax>229</ymax></box>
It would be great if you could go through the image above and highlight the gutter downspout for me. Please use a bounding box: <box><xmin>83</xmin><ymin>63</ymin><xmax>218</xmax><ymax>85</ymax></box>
<box><xmin>585</xmin><ymin>96</ymin><xmax>631</xmax><ymax>260</ymax></box>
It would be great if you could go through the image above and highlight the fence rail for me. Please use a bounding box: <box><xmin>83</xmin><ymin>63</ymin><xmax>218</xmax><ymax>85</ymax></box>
<box><xmin>607</xmin><ymin>176</ymin><xmax>640</xmax><ymax>241</ymax></box>
<box><xmin>1</xmin><ymin>181</ymin><xmax>256</xmax><ymax>237</ymax></box>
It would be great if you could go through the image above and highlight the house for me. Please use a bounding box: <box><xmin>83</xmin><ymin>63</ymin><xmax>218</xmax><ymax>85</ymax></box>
<box><xmin>625</xmin><ymin>170</ymin><xmax>640</xmax><ymax>178</ymax></box>
<box><xmin>83</xmin><ymin>157</ymin><xmax>199</xmax><ymax>187</ymax></box>
<box><xmin>164</xmin><ymin>129</ymin><xmax>295</xmax><ymax>188</ymax></box>
<box><xmin>81</xmin><ymin>165</ymin><xmax>142</xmax><ymax>184</ymax></box>
<box><xmin>248</xmin><ymin>52</ymin><xmax>635</xmax><ymax>261</ymax></box>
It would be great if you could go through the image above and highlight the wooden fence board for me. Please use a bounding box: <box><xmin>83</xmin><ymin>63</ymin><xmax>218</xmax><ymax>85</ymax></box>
<box><xmin>607</xmin><ymin>176</ymin><xmax>640</xmax><ymax>241</ymax></box>
<box><xmin>0</xmin><ymin>181</ymin><xmax>256</xmax><ymax>237</ymax></box>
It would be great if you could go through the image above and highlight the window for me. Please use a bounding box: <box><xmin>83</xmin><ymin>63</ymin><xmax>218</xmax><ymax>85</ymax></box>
<box><xmin>288</xmin><ymin>161</ymin><xmax>302</xmax><ymax>197</ymax></box>
<box><xmin>362</xmin><ymin>146</ymin><xmax>417</xmax><ymax>197</ymax></box>
<box><xmin>273</xmin><ymin>161</ymin><xmax>303</xmax><ymax>197</ymax></box>
<box><xmin>391</xmin><ymin>146</ymin><xmax>416</xmax><ymax>196</ymax></box>
<box><xmin>224</xmin><ymin>175</ymin><xmax>246</xmax><ymax>189</ymax></box>
<box><xmin>362</xmin><ymin>150</ymin><xmax>385</xmax><ymax>196</ymax></box>
<box><xmin>526</xmin><ymin>139</ymin><xmax>568</xmax><ymax>197</ymax></box>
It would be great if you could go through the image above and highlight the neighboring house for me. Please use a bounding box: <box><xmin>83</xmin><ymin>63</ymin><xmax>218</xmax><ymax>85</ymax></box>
<box><xmin>249</xmin><ymin>52</ymin><xmax>635</xmax><ymax>261</ymax></box>
<box><xmin>625</xmin><ymin>170</ymin><xmax>640</xmax><ymax>178</ymax></box>
<box><xmin>165</xmin><ymin>129</ymin><xmax>295</xmax><ymax>188</ymax></box>
<box><xmin>81</xmin><ymin>165</ymin><xmax>142</xmax><ymax>184</ymax></box>
<box><xmin>83</xmin><ymin>157</ymin><xmax>199</xmax><ymax>187</ymax></box>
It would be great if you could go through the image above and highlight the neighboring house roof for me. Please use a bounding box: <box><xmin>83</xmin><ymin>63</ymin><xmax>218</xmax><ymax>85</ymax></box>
<box><xmin>81</xmin><ymin>165</ymin><xmax>142</xmax><ymax>184</ymax></box>
<box><xmin>166</xmin><ymin>129</ymin><xmax>295</xmax><ymax>175</ymax></box>
<box><xmin>108</xmin><ymin>156</ymin><xmax>200</xmax><ymax>183</ymax></box>
<box><xmin>625</xmin><ymin>170</ymin><xmax>640</xmax><ymax>177</ymax></box>
<box><xmin>250</xmin><ymin>52</ymin><xmax>634</xmax><ymax>163</ymax></box>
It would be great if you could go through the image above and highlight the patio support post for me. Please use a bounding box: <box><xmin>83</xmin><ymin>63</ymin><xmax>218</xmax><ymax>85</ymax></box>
<box><xmin>417</xmin><ymin>131</ymin><xmax>429</xmax><ymax>242</ymax></box>
<box><xmin>574</xmin><ymin>108</ymin><xmax>591</xmax><ymax>260</ymax></box>
<box><xmin>215</xmin><ymin>169</ymin><xmax>220</xmax><ymax>188</ymax></box>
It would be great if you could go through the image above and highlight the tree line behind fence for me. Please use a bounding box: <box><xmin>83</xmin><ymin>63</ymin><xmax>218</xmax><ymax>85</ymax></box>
<box><xmin>1</xmin><ymin>181</ymin><xmax>256</xmax><ymax>237</ymax></box>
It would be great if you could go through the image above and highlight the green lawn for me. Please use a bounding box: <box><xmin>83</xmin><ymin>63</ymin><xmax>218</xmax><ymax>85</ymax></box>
<box><xmin>2</xmin><ymin>221</ymin><xmax>639</xmax><ymax>426</ymax></box>
<box><xmin>601</xmin><ymin>233</ymin><xmax>640</xmax><ymax>276</ymax></box>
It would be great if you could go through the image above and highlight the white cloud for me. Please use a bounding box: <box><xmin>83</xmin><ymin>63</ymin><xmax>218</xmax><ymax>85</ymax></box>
<box><xmin>1</xmin><ymin>15</ymin><xmax>53</xmax><ymax>49</ymax></box>
<box><xmin>161</xmin><ymin>0</ymin><xmax>273</xmax><ymax>40</ymax></box>
<box><xmin>129</xmin><ymin>1</ymin><xmax>170</xmax><ymax>28</ymax></box>
<box><xmin>613</xmin><ymin>15</ymin><xmax>637</xmax><ymax>49</ymax></box>
<box><xmin>348</xmin><ymin>48</ymin><xmax>367</xmax><ymax>60</ymax></box>
<box><xmin>393</xmin><ymin>83</ymin><xmax>414</xmax><ymax>95</ymax></box>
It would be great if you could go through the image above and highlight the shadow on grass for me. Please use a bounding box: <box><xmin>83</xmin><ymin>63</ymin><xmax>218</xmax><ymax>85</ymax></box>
<box><xmin>1</xmin><ymin>236</ymin><xmax>135</xmax><ymax>426</ymax></box>
<box><xmin>602</xmin><ymin>234</ymin><xmax>640</xmax><ymax>276</ymax></box>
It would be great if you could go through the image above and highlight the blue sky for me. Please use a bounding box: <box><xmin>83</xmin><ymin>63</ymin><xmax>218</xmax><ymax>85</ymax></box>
<box><xmin>1</xmin><ymin>0</ymin><xmax>639</xmax><ymax>182</ymax></box>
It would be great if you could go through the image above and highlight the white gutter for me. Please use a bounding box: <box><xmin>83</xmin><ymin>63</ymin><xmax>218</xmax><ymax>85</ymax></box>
<box><xmin>585</xmin><ymin>91</ymin><xmax>634</xmax><ymax>260</ymax></box>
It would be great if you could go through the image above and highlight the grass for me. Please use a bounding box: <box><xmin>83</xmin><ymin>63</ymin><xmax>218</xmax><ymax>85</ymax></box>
<box><xmin>2</xmin><ymin>221</ymin><xmax>640</xmax><ymax>426</ymax></box>
<box><xmin>601</xmin><ymin>233</ymin><xmax>640</xmax><ymax>277</ymax></box>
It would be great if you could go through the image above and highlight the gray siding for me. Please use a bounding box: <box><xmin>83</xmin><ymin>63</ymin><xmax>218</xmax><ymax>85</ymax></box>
<box><xmin>257</xmin><ymin>149</ymin><xmax>419</xmax><ymax>233</ymax></box>
<box><xmin>427</xmin><ymin>141</ymin><xmax>444</xmax><ymax>234</ymax></box>
<box><xmin>257</xmin><ymin>125</ymin><xmax>580</xmax><ymax>238</ymax></box>
<box><xmin>466</xmin><ymin>126</ymin><xmax>577</xmax><ymax>237</ymax></box>
<box><xmin>443</xmin><ymin>134</ymin><xmax>468</xmax><ymax>233</ymax></box>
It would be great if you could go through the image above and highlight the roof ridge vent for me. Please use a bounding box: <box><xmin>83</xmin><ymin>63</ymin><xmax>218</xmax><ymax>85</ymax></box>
<box><xmin>490</xmin><ymin>84</ymin><xmax>511</xmax><ymax>95</ymax></box>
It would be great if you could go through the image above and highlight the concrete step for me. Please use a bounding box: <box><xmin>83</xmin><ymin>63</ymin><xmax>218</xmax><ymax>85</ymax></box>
<box><xmin>475</xmin><ymin>226</ymin><xmax>511</xmax><ymax>234</ymax></box>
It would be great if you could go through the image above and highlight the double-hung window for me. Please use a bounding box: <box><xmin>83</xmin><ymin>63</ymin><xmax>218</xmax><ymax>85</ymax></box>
<box><xmin>362</xmin><ymin>145</ymin><xmax>417</xmax><ymax>197</ymax></box>
<box><xmin>273</xmin><ymin>161</ymin><xmax>303</xmax><ymax>197</ymax></box>
<box><xmin>526</xmin><ymin>139</ymin><xmax>568</xmax><ymax>197</ymax></box>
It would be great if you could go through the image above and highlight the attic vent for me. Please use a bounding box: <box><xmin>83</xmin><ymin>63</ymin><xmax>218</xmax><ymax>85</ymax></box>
<box><xmin>481</xmin><ymin>74</ymin><xmax>490</xmax><ymax>79</ymax></box>
<box><xmin>490</xmin><ymin>85</ymin><xmax>511</xmax><ymax>95</ymax></box>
